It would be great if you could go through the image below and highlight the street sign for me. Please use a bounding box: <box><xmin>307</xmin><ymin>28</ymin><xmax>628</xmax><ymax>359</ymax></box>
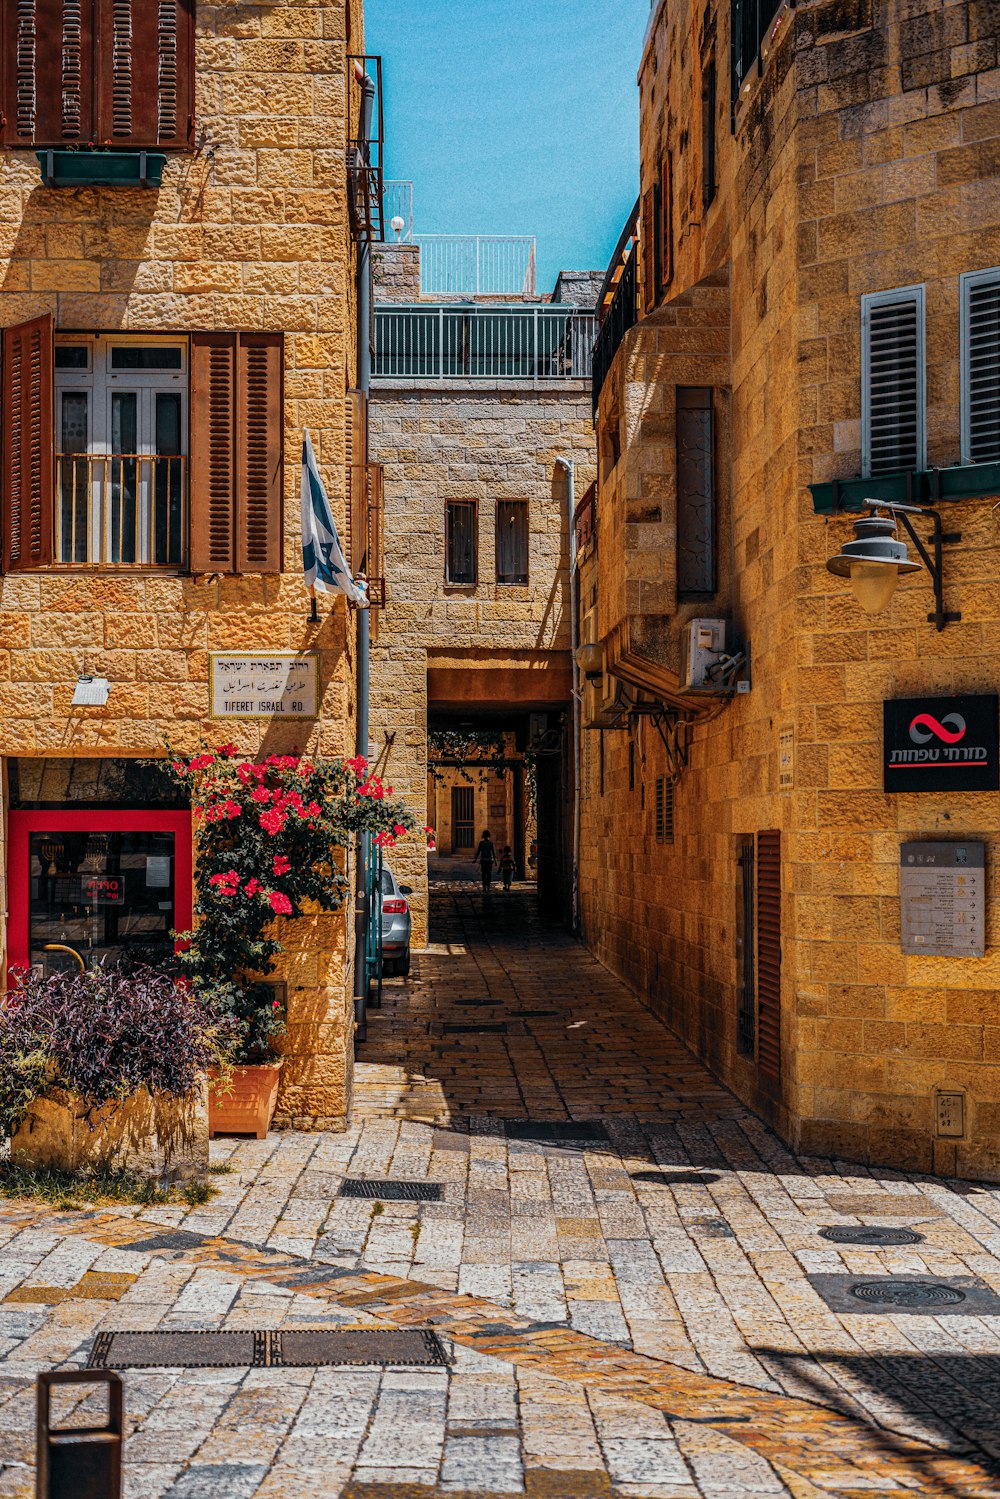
<box><xmin>899</xmin><ymin>841</ymin><xmax>985</xmax><ymax>957</ymax></box>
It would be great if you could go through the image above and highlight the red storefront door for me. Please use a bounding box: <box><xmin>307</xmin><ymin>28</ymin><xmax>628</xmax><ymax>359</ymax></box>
<box><xmin>8</xmin><ymin>811</ymin><xmax>192</xmax><ymax>976</ymax></box>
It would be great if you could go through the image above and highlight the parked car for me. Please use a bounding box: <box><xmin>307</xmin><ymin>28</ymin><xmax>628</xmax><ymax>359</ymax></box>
<box><xmin>379</xmin><ymin>865</ymin><xmax>412</xmax><ymax>976</ymax></box>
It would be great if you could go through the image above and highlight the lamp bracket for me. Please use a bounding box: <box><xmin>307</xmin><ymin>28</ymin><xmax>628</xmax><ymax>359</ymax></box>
<box><xmin>882</xmin><ymin>504</ymin><xmax>959</xmax><ymax>633</ymax></box>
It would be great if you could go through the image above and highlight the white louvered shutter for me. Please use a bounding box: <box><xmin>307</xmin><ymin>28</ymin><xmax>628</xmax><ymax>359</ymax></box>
<box><xmin>961</xmin><ymin>268</ymin><xmax>1000</xmax><ymax>465</ymax></box>
<box><xmin>861</xmin><ymin>286</ymin><xmax>926</xmax><ymax>476</ymax></box>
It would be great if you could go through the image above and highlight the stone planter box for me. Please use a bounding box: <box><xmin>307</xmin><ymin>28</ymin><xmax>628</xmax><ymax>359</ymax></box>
<box><xmin>35</xmin><ymin>149</ymin><xmax>167</xmax><ymax>188</ymax></box>
<box><xmin>10</xmin><ymin>1082</ymin><xmax>208</xmax><ymax>1185</ymax></box>
<box><xmin>208</xmin><ymin>1062</ymin><xmax>283</xmax><ymax>1140</ymax></box>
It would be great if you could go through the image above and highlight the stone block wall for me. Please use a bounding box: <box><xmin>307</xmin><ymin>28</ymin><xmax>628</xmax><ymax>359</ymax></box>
<box><xmin>580</xmin><ymin>0</ymin><xmax>1000</xmax><ymax>1177</ymax></box>
<box><xmin>0</xmin><ymin>1</ymin><xmax>365</xmax><ymax>1129</ymax></box>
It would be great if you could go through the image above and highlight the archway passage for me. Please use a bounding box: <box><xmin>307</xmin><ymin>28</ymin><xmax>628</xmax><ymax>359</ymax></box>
<box><xmin>427</xmin><ymin>651</ymin><xmax>573</xmax><ymax>925</ymax></box>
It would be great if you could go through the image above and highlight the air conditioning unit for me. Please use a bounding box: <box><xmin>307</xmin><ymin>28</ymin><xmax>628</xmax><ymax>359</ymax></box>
<box><xmin>583</xmin><ymin>672</ymin><xmax>632</xmax><ymax>730</ymax></box>
<box><xmin>682</xmin><ymin>617</ymin><xmax>729</xmax><ymax>691</ymax></box>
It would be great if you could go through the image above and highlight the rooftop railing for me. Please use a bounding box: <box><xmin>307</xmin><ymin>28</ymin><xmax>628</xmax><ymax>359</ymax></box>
<box><xmin>414</xmin><ymin>235</ymin><xmax>537</xmax><ymax>298</ymax></box>
<box><xmin>374</xmin><ymin>305</ymin><xmax>597</xmax><ymax>382</ymax></box>
<box><xmin>383</xmin><ymin>180</ymin><xmax>413</xmax><ymax>242</ymax></box>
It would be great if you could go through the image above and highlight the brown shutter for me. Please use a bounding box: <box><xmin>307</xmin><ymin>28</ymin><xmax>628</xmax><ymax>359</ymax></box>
<box><xmin>2</xmin><ymin>313</ymin><xmax>54</xmax><ymax>571</ymax></box>
<box><xmin>641</xmin><ymin>187</ymin><xmax>655</xmax><ymax>314</ymax></box>
<box><xmin>660</xmin><ymin>153</ymin><xmax>673</xmax><ymax>292</ymax></box>
<box><xmin>236</xmin><ymin>333</ymin><xmax>283</xmax><ymax>574</ymax></box>
<box><xmin>95</xmin><ymin>0</ymin><xmax>195</xmax><ymax>148</ymax></box>
<box><xmin>1</xmin><ymin>0</ymin><xmax>96</xmax><ymax>146</ymax></box>
<box><xmin>756</xmin><ymin>830</ymin><xmax>781</xmax><ymax>1083</ymax></box>
<box><xmin>189</xmin><ymin>332</ymin><xmax>236</xmax><ymax>574</ymax></box>
<box><xmin>345</xmin><ymin>388</ymin><xmax>368</xmax><ymax>573</ymax></box>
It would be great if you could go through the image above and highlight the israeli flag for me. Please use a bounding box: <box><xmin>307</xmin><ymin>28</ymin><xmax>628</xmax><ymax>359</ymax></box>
<box><xmin>301</xmin><ymin>430</ymin><xmax>369</xmax><ymax>608</ymax></box>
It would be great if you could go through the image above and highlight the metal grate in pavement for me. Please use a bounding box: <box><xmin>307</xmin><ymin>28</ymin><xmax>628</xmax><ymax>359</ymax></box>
<box><xmin>89</xmin><ymin>1328</ymin><xmax>450</xmax><ymax>1369</ymax></box>
<box><xmin>807</xmin><ymin>1273</ymin><xmax>1000</xmax><ymax>1315</ymax></box>
<box><xmin>819</xmin><ymin>1225</ymin><xmax>924</xmax><ymax>1246</ymax></box>
<box><xmin>338</xmin><ymin>1180</ymin><xmax>443</xmax><ymax>1201</ymax></box>
<box><xmin>503</xmin><ymin>1119</ymin><xmax>609</xmax><ymax>1144</ymax></box>
<box><xmin>442</xmin><ymin>1022</ymin><xmax>508</xmax><ymax>1034</ymax></box>
<box><xmin>273</xmin><ymin>1329</ymin><xmax>448</xmax><ymax>1367</ymax></box>
<box><xmin>89</xmin><ymin>1330</ymin><xmax>265</xmax><ymax>1369</ymax></box>
<box><xmin>511</xmin><ymin>1009</ymin><xmax>559</xmax><ymax>1018</ymax></box>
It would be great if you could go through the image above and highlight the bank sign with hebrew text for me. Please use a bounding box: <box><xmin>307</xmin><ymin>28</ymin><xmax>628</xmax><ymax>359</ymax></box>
<box><xmin>210</xmin><ymin>654</ymin><xmax>320</xmax><ymax>719</ymax></box>
<box><xmin>883</xmin><ymin>695</ymin><xmax>999</xmax><ymax>793</ymax></box>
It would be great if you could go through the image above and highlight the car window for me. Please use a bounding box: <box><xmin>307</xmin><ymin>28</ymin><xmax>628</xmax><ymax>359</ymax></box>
<box><xmin>379</xmin><ymin>870</ymin><xmax>395</xmax><ymax>895</ymax></box>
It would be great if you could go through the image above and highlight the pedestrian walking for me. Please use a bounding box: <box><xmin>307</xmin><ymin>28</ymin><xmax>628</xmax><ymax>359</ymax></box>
<box><xmin>499</xmin><ymin>845</ymin><xmax>516</xmax><ymax>891</ymax></box>
<box><xmin>472</xmin><ymin>829</ymin><xmax>498</xmax><ymax>891</ymax></box>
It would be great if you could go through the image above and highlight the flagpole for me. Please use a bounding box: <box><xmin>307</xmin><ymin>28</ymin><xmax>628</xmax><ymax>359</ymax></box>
<box><xmin>308</xmin><ymin>586</ymin><xmax>318</xmax><ymax>623</ymax></box>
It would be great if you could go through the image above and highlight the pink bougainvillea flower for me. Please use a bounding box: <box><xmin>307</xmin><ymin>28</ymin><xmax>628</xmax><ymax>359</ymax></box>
<box><xmin>218</xmin><ymin>743</ymin><xmax>239</xmax><ymax>758</ymax></box>
<box><xmin>393</xmin><ymin>823</ymin><xmax>407</xmax><ymax>837</ymax></box>
<box><xmin>244</xmin><ymin>878</ymin><xmax>260</xmax><ymax>898</ymax></box>
<box><xmin>259</xmin><ymin>808</ymin><xmax>287</xmax><ymax>836</ymax></box>
<box><xmin>272</xmin><ymin>856</ymin><xmax>291</xmax><ymax>877</ymax></box>
<box><xmin>268</xmin><ymin>890</ymin><xmax>292</xmax><ymax>916</ymax></box>
<box><xmin>251</xmin><ymin>786</ymin><xmax>271</xmax><ymax>804</ymax></box>
<box><xmin>272</xmin><ymin>998</ymin><xmax>282</xmax><ymax>1010</ymax></box>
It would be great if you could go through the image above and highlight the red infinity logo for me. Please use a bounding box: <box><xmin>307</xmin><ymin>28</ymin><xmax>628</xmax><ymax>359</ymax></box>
<box><xmin>909</xmin><ymin>712</ymin><xmax>967</xmax><ymax>745</ymax></box>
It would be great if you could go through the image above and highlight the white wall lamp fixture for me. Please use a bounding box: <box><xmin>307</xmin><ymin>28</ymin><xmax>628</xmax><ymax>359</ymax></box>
<box><xmin>826</xmin><ymin>501</ymin><xmax>961</xmax><ymax>632</ymax></box>
<box><xmin>72</xmin><ymin>675</ymin><xmax>111</xmax><ymax>707</ymax></box>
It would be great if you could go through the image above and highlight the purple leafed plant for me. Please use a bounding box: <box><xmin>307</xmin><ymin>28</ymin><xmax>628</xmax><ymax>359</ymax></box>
<box><xmin>0</xmin><ymin>965</ymin><xmax>237</xmax><ymax>1137</ymax></box>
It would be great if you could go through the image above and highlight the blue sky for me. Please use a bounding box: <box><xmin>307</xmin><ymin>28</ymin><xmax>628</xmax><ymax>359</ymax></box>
<box><xmin>366</xmin><ymin>0</ymin><xmax>649</xmax><ymax>294</ymax></box>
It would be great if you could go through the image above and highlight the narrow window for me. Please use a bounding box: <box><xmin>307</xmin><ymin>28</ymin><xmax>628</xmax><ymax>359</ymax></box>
<box><xmin>641</xmin><ymin>185</ymin><xmax>657</xmax><ymax>313</ymax></box>
<box><xmin>861</xmin><ymin>285</ymin><xmax>926</xmax><ymax>476</ymax></box>
<box><xmin>654</xmin><ymin>776</ymin><xmax>674</xmax><ymax>843</ymax></box>
<box><xmin>446</xmin><ymin>500</ymin><xmax>477</xmax><ymax>585</ymax></box>
<box><xmin>736</xmin><ymin>835</ymin><xmax>755</xmax><ymax>1056</ymax></box>
<box><xmin>451</xmin><ymin>786</ymin><xmax>474</xmax><ymax>850</ymax></box>
<box><xmin>660</xmin><ymin>153</ymin><xmax>673</xmax><ymax>292</ymax></box>
<box><xmin>599</xmin><ymin>731</ymin><xmax>605</xmax><ymax>797</ymax></box>
<box><xmin>961</xmin><ymin>266</ymin><xmax>1000</xmax><ymax>464</ymax></box>
<box><xmin>702</xmin><ymin>59</ymin><xmax>716</xmax><ymax>211</ymax></box>
<box><xmin>628</xmin><ymin>739</ymin><xmax>635</xmax><ymax>792</ymax></box>
<box><xmin>756</xmin><ymin>830</ymin><xmax>781</xmax><ymax>1082</ymax></box>
<box><xmin>495</xmin><ymin>499</ymin><xmax>528</xmax><ymax>585</ymax></box>
<box><xmin>676</xmin><ymin>387</ymin><xmax>715</xmax><ymax>597</ymax></box>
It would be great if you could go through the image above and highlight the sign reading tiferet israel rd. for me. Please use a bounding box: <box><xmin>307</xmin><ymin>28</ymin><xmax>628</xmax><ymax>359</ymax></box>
<box><xmin>209</xmin><ymin>654</ymin><xmax>320</xmax><ymax>719</ymax></box>
<box><xmin>883</xmin><ymin>695</ymin><xmax>999</xmax><ymax>793</ymax></box>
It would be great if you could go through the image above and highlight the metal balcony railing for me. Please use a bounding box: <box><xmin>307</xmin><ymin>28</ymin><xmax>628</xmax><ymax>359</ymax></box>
<box><xmin>592</xmin><ymin>199</ymin><xmax>642</xmax><ymax>411</ymax></box>
<box><xmin>374</xmin><ymin>305</ymin><xmax>597</xmax><ymax>381</ymax></box>
<box><xmin>383</xmin><ymin>180</ymin><xmax>413</xmax><ymax>241</ymax></box>
<box><xmin>56</xmin><ymin>452</ymin><xmax>186</xmax><ymax>567</ymax></box>
<box><xmin>347</xmin><ymin>55</ymin><xmax>385</xmax><ymax>242</ymax></box>
<box><xmin>414</xmin><ymin>235</ymin><xmax>537</xmax><ymax>298</ymax></box>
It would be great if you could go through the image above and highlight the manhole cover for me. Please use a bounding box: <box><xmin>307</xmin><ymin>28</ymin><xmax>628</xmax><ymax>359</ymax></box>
<box><xmin>850</xmin><ymin>1280</ymin><xmax>965</xmax><ymax>1308</ymax></box>
<box><xmin>820</xmin><ymin>1225</ymin><xmax>924</xmax><ymax>1246</ymax></box>
<box><xmin>89</xmin><ymin>1330</ymin><xmax>266</xmax><ymax>1369</ymax></box>
<box><xmin>504</xmin><ymin>1120</ymin><xmax>609</xmax><ymax>1144</ymax></box>
<box><xmin>442</xmin><ymin>1023</ymin><xmax>508</xmax><ymax>1034</ymax></box>
<box><xmin>338</xmin><ymin>1180</ymin><xmax>443</xmax><ymax>1202</ymax></box>
<box><xmin>511</xmin><ymin>1009</ymin><xmax>558</xmax><ymax>1018</ymax></box>
<box><xmin>273</xmin><ymin>1329</ymin><xmax>448</xmax><ymax>1367</ymax></box>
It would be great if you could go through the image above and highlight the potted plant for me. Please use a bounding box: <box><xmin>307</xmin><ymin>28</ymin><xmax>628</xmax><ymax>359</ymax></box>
<box><xmin>161</xmin><ymin>747</ymin><xmax>422</xmax><ymax>1137</ymax></box>
<box><xmin>0</xmin><ymin>965</ymin><xmax>235</xmax><ymax>1185</ymax></box>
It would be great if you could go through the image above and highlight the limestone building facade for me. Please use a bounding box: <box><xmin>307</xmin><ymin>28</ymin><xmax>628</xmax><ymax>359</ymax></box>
<box><xmin>0</xmin><ymin>0</ymin><xmax>368</xmax><ymax>1128</ymax></box>
<box><xmin>581</xmin><ymin>0</ymin><xmax>1000</xmax><ymax>1178</ymax></box>
<box><xmin>369</xmin><ymin>238</ymin><xmax>598</xmax><ymax>939</ymax></box>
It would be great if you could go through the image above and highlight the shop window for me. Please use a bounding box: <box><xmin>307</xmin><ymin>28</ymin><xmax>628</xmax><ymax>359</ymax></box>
<box><xmin>496</xmin><ymin>500</ymin><xmax>528</xmax><ymax>585</ymax></box>
<box><xmin>861</xmin><ymin>285</ymin><xmax>926</xmax><ymax>476</ymax></box>
<box><xmin>676</xmin><ymin>387</ymin><xmax>715</xmax><ymax>598</ymax></box>
<box><xmin>1</xmin><ymin>319</ymin><xmax>283</xmax><ymax>573</ymax></box>
<box><xmin>446</xmin><ymin>499</ymin><xmax>477</xmax><ymax>585</ymax></box>
<box><xmin>960</xmin><ymin>266</ymin><xmax>1000</xmax><ymax>464</ymax></box>
<box><xmin>0</xmin><ymin>0</ymin><xmax>196</xmax><ymax>149</ymax></box>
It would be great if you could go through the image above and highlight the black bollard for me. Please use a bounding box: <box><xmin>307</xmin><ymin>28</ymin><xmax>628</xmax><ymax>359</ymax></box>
<box><xmin>36</xmin><ymin>1370</ymin><xmax>123</xmax><ymax>1499</ymax></box>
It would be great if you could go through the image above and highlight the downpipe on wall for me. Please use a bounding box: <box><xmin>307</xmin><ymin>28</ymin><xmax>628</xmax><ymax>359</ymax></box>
<box><xmin>555</xmin><ymin>456</ymin><xmax>580</xmax><ymax>934</ymax></box>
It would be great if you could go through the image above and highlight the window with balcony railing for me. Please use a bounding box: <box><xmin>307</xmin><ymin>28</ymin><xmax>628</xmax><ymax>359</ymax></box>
<box><xmin>730</xmin><ymin>0</ymin><xmax>784</xmax><ymax>103</ymax></box>
<box><xmin>374</xmin><ymin>306</ymin><xmax>597</xmax><ymax>382</ymax></box>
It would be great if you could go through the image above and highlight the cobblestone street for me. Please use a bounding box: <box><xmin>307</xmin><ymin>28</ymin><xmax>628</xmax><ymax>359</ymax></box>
<box><xmin>4</xmin><ymin>887</ymin><xmax>1000</xmax><ymax>1497</ymax></box>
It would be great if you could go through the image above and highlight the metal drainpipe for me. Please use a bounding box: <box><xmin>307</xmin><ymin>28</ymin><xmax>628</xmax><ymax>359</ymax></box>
<box><xmin>353</xmin><ymin>63</ymin><xmax>376</xmax><ymax>1039</ymax></box>
<box><xmin>555</xmin><ymin>456</ymin><xmax>580</xmax><ymax>934</ymax></box>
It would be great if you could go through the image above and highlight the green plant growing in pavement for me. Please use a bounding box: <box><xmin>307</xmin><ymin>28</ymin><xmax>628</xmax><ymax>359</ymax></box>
<box><xmin>0</xmin><ymin>1162</ymin><xmax>217</xmax><ymax>1211</ymax></box>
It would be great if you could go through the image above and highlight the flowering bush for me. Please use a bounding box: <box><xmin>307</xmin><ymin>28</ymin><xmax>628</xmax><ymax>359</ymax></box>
<box><xmin>159</xmin><ymin>748</ymin><xmax>421</xmax><ymax>1063</ymax></box>
<box><xmin>0</xmin><ymin>965</ymin><xmax>236</xmax><ymax>1138</ymax></box>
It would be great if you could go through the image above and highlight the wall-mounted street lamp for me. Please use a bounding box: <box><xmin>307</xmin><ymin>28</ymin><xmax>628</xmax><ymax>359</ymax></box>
<box><xmin>825</xmin><ymin>501</ymin><xmax>961</xmax><ymax>632</ymax></box>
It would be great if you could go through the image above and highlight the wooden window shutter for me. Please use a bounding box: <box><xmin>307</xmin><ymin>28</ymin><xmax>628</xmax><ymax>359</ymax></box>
<box><xmin>660</xmin><ymin>153</ymin><xmax>673</xmax><ymax>292</ymax></box>
<box><xmin>190</xmin><ymin>332</ymin><xmax>236</xmax><ymax>574</ymax></box>
<box><xmin>236</xmin><ymin>333</ymin><xmax>283</xmax><ymax>574</ymax></box>
<box><xmin>756</xmin><ymin>830</ymin><xmax>781</xmax><ymax>1083</ymax></box>
<box><xmin>641</xmin><ymin>186</ymin><xmax>656</xmax><ymax>315</ymax></box>
<box><xmin>2</xmin><ymin>313</ymin><xmax>54</xmax><ymax>571</ymax></box>
<box><xmin>95</xmin><ymin>0</ymin><xmax>195</xmax><ymax>148</ymax></box>
<box><xmin>1</xmin><ymin>0</ymin><xmax>96</xmax><ymax>146</ymax></box>
<box><xmin>345</xmin><ymin>388</ymin><xmax>367</xmax><ymax>573</ymax></box>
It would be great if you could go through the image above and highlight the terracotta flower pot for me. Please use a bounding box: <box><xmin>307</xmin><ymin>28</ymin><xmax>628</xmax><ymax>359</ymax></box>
<box><xmin>208</xmin><ymin>1061</ymin><xmax>283</xmax><ymax>1140</ymax></box>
